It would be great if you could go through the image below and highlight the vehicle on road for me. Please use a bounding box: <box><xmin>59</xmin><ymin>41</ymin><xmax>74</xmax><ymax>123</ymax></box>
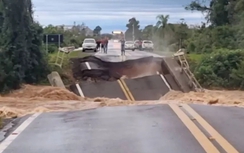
<box><xmin>134</xmin><ymin>40</ymin><xmax>143</xmax><ymax>50</ymax></box>
<box><xmin>134</xmin><ymin>40</ymin><xmax>140</xmax><ymax>49</ymax></box>
<box><xmin>125</xmin><ymin>41</ymin><xmax>135</xmax><ymax>51</ymax></box>
<box><xmin>142</xmin><ymin>40</ymin><xmax>154</xmax><ymax>51</ymax></box>
<box><xmin>82</xmin><ymin>38</ymin><xmax>97</xmax><ymax>52</ymax></box>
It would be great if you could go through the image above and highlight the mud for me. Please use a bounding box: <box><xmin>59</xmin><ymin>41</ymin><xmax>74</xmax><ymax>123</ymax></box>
<box><xmin>161</xmin><ymin>90</ymin><xmax>244</xmax><ymax>106</ymax></box>
<box><xmin>5</xmin><ymin>85</ymin><xmax>83</xmax><ymax>101</ymax></box>
<box><xmin>0</xmin><ymin>84</ymin><xmax>244</xmax><ymax>119</ymax></box>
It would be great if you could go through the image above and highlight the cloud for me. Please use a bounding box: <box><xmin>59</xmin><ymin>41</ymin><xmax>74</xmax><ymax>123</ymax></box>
<box><xmin>32</xmin><ymin>0</ymin><xmax>206</xmax><ymax>32</ymax></box>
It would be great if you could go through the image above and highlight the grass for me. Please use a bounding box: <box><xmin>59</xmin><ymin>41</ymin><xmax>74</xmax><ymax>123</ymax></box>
<box><xmin>187</xmin><ymin>53</ymin><xmax>206</xmax><ymax>61</ymax></box>
<box><xmin>48</xmin><ymin>50</ymin><xmax>90</xmax><ymax>68</ymax></box>
<box><xmin>152</xmin><ymin>49</ymin><xmax>208</xmax><ymax>59</ymax></box>
<box><xmin>38</xmin><ymin>50</ymin><xmax>91</xmax><ymax>85</ymax></box>
<box><xmin>48</xmin><ymin>50</ymin><xmax>89</xmax><ymax>62</ymax></box>
<box><xmin>152</xmin><ymin>50</ymin><xmax>206</xmax><ymax>60</ymax></box>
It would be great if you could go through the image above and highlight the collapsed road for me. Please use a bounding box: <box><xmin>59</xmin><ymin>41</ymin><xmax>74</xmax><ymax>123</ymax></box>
<box><xmin>68</xmin><ymin>40</ymin><xmax>192</xmax><ymax>100</ymax></box>
<box><xmin>0</xmin><ymin>40</ymin><xmax>243</xmax><ymax>153</ymax></box>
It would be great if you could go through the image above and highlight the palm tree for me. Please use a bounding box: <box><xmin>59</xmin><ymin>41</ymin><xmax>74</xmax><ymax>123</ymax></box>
<box><xmin>156</xmin><ymin>15</ymin><xmax>170</xmax><ymax>37</ymax></box>
<box><xmin>156</xmin><ymin>15</ymin><xmax>169</xmax><ymax>29</ymax></box>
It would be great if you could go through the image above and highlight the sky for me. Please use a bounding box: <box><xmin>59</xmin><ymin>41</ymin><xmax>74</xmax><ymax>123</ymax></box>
<box><xmin>32</xmin><ymin>0</ymin><xmax>206</xmax><ymax>33</ymax></box>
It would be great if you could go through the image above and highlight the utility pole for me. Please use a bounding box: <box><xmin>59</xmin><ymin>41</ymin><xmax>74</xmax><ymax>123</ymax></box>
<box><xmin>73</xmin><ymin>21</ymin><xmax>76</xmax><ymax>33</ymax></box>
<box><xmin>179</xmin><ymin>38</ymin><xmax>182</xmax><ymax>50</ymax></box>
<box><xmin>132</xmin><ymin>24</ymin><xmax>135</xmax><ymax>41</ymax></box>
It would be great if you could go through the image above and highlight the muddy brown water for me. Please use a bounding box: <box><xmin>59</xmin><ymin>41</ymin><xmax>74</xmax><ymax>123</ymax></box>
<box><xmin>1</xmin><ymin>85</ymin><xmax>244</xmax><ymax>118</ymax></box>
<box><xmin>1</xmin><ymin>56</ymin><xmax>244</xmax><ymax>118</ymax></box>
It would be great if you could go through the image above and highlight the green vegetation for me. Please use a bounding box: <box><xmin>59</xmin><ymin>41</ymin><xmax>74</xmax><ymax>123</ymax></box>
<box><xmin>1</xmin><ymin>0</ymin><xmax>244</xmax><ymax>92</ymax></box>
<box><xmin>42</xmin><ymin>24</ymin><xmax>110</xmax><ymax>53</ymax></box>
<box><xmin>0</xmin><ymin>0</ymin><xmax>92</xmax><ymax>91</ymax></box>
<box><xmin>47</xmin><ymin>51</ymin><xmax>90</xmax><ymax>85</ymax></box>
<box><xmin>193</xmin><ymin>49</ymin><xmax>244</xmax><ymax>89</ymax></box>
<box><xmin>129</xmin><ymin>0</ymin><xmax>244</xmax><ymax>89</ymax></box>
<box><xmin>0</xmin><ymin>0</ymin><xmax>49</xmax><ymax>93</ymax></box>
<box><xmin>43</xmin><ymin>24</ymin><xmax>92</xmax><ymax>51</ymax></box>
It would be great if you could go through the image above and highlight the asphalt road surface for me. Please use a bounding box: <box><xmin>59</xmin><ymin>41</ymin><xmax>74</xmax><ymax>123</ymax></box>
<box><xmin>0</xmin><ymin>104</ymin><xmax>243</xmax><ymax>153</ymax></box>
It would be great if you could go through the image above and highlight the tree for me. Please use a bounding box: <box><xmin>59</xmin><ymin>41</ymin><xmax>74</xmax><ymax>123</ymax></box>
<box><xmin>156</xmin><ymin>15</ymin><xmax>169</xmax><ymax>29</ymax></box>
<box><xmin>0</xmin><ymin>2</ymin><xmax>3</xmax><ymax>34</ymax></box>
<box><xmin>156</xmin><ymin>14</ymin><xmax>169</xmax><ymax>38</ymax></box>
<box><xmin>185</xmin><ymin>0</ymin><xmax>230</xmax><ymax>26</ymax></box>
<box><xmin>142</xmin><ymin>25</ymin><xmax>154</xmax><ymax>39</ymax></box>
<box><xmin>135</xmin><ymin>0</ymin><xmax>244</xmax><ymax>89</ymax></box>
<box><xmin>24</xmin><ymin>22</ymin><xmax>50</xmax><ymax>83</ymax></box>
<box><xmin>125</xmin><ymin>17</ymin><xmax>141</xmax><ymax>40</ymax></box>
<box><xmin>43</xmin><ymin>23</ymin><xmax>91</xmax><ymax>49</ymax></box>
<box><xmin>0</xmin><ymin>0</ymin><xmax>49</xmax><ymax>92</ymax></box>
<box><xmin>93</xmin><ymin>26</ymin><xmax>102</xmax><ymax>36</ymax></box>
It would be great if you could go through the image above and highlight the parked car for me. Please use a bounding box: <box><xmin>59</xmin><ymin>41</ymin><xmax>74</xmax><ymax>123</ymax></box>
<box><xmin>82</xmin><ymin>38</ymin><xmax>97</xmax><ymax>52</ymax></box>
<box><xmin>142</xmin><ymin>40</ymin><xmax>154</xmax><ymax>51</ymax></box>
<box><xmin>125</xmin><ymin>41</ymin><xmax>135</xmax><ymax>51</ymax></box>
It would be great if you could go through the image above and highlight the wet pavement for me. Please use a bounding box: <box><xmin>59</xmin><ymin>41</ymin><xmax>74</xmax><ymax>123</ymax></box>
<box><xmin>0</xmin><ymin>104</ymin><xmax>242</xmax><ymax>153</ymax></box>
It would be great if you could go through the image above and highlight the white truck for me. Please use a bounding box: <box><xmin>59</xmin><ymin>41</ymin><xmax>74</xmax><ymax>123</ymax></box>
<box><xmin>82</xmin><ymin>38</ymin><xmax>97</xmax><ymax>52</ymax></box>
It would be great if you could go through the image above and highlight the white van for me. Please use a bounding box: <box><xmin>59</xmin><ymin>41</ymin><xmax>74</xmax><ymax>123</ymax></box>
<box><xmin>82</xmin><ymin>38</ymin><xmax>97</xmax><ymax>52</ymax></box>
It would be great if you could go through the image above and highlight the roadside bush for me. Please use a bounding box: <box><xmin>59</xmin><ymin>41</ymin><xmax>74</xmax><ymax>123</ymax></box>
<box><xmin>230</xmin><ymin>61</ymin><xmax>244</xmax><ymax>89</ymax></box>
<box><xmin>47</xmin><ymin>44</ymin><xmax>58</xmax><ymax>53</ymax></box>
<box><xmin>0</xmin><ymin>53</ymin><xmax>22</xmax><ymax>93</ymax></box>
<box><xmin>193</xmin><ymin>49</ymin><xmax>244</xmax><ymax>89</ymax></box>
<box><xmin>187</xmin><ymin>54</ymin><xmax>205</xmax><ymax>72</ymax></box>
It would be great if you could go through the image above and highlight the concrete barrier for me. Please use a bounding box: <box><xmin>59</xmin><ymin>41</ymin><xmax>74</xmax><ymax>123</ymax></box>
<box><xmin>47</xmin><ymin>71</ymin><xmax>65</xmax><ymax>88</ymax></box>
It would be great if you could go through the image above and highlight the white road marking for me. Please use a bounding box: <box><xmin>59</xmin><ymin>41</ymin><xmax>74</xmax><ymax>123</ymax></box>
<box><xmin>76</xmin><ymin>83</ymin><xmax>84</xmax><ymax>97</ymax></box>
<box><xmin>0</xmin><ymin>113</ymin><xmax>41</xmax><ymax>152</ymax></box>
<box><xmin>85</xmin><ymin>62</ymin><xmax>91</xmax><ymax>69</ymax></box>
<box><xmin>157</xmin><ymin>71</ymin><xmax>171</xmax><ymax>90</ymax></box>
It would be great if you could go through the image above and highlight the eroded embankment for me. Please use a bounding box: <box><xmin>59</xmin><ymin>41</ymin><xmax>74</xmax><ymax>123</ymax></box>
<box><xmin>70</xmin><ymin>56</ymin><xmax>166</xmax><ymax>81</ymax></box>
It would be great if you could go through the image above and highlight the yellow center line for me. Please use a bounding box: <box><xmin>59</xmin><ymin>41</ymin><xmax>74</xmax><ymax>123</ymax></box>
<box><xmin>182</xmin><ymin>104</ymin><xmax>239</xmax><ymax>153</ymax></box>
<box><xmin>169</xmin><ymin>104</ymin><xmax>220</xmax><ymax>153</ymax></box>
<box><xmin>117</xmin><ymin>80</ymin><xmax>131</xmax><ymax>100</ymax></box>
<box><xmin>120</xmin><ymin>79</ymin><xmax>135</xmax><ymax>101</ymax></box>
